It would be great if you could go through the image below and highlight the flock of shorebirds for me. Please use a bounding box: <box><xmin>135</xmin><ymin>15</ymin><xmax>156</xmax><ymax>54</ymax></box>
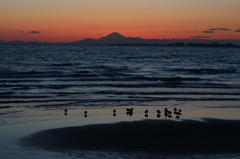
<box><xmin>64</xmin><ymin>107</ymin><xmax>182</xmax><ymax>119</ymax></box>
<box><xmin>126</xmin><ymin>107</ymin><xmax>182</xmax><ymax>119</ymax></box>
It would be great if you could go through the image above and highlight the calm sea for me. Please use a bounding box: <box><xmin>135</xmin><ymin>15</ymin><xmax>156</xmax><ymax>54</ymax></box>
<box><xmin>0</xmin><ymin>44</ymin><xmax>240</xmax><ymax>110</ymax></box>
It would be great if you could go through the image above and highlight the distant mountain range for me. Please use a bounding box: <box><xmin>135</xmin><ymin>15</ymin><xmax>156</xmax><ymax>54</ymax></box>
<box><xmin>1</xmin><ymin>32</ymin><xmax>240</xmax><ymax>46</ymax></box>
<box><xmin>70</xmin><ymin>32</ymin><xmax>170</xmax><ymax>45</ymax></box>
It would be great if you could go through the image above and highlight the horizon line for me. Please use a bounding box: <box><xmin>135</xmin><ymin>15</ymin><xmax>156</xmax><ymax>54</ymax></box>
<box><xmin>1</xmin><ymin>32</ymin><xmax>240</xmax><ymax>43</ymax></box>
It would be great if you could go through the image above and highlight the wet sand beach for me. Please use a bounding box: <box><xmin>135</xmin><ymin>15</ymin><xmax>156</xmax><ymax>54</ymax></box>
<box><xmin>20</xmin><ymin>118</ymin><xmax>240</xmax><ymax>156</ymax></box>
<box><xmin>0</xmin><ymin>106</ymin><xmax>240</xmax><ymax>158</ymax></box>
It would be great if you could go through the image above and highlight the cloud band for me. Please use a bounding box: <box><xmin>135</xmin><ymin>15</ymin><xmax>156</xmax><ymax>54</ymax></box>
<box><xmin>29</xmin><ymin>30</ymin><xmax>41</xmax><ymax>34</ymax></box>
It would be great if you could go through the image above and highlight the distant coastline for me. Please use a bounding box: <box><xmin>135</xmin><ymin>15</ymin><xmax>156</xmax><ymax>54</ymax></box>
<box><xmin>1</xmin><ymin>32</ymin><xmax>240</xmax><ymax>47</ymax></box>
<box><xmin>109</xmin><ymin>42</ymin><xmax>240</xmax><ymax>48</ymax></box>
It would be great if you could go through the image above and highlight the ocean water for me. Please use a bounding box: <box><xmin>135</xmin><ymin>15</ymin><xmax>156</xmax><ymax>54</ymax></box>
<box><xmin>1</xmin><ymin>44</ymin><xmax>240</xmax><ymax>159</ymax></box>
<box><xmin>1</xmin><ymin>45</ymin><xmax>240</xmax><ymax>110</ymax></box>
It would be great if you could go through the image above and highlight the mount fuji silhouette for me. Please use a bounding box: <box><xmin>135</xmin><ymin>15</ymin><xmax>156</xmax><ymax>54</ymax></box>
<box><xmin>72</xmin><ymin>32</ymin><xmax>168</xmax><ymax>45</ymax></box>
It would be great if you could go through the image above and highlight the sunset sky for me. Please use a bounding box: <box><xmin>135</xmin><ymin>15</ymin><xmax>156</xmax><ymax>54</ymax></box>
<box><xmin>1</xmin><ymin>0</ymin><xmax>240</xmax><ymax>42</ymax></box>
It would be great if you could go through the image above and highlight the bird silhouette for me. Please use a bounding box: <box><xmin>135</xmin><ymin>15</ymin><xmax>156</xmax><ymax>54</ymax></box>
<box><xmin>164</xmin><ymin>108</ymin><xmax>168</xmax><ymax>112</ymax></box>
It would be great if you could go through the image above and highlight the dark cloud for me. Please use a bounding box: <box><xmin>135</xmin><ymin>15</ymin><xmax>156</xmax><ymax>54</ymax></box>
<box><xmin>209</xmin><ymin>28</ymin><xmax>230</xmax><ymax>31</ymax></box>
<box><xmin>19</xmin><ymin>31</ymin><xmax>24</xmax><ymax>33</ymax></box>
<box><xmin>235</xmin><ymin>29</ymin><xmax>240</xmax><ymax>32</ymax></box>
<box><xmin>29</xmin><ymin>30</ymin><xmax>41</xmax><ymax>34</ymax></box>
<box><xmin>203</xmin><ymin>31</ymin><xmax>215</xmax><ymax>33</ymax></box>
<box><xmin>184</xmin><ymin>31</ymin><xmax>198</xmax><ymax>33</ymax></box>
<box><xmin>190</xmin><ymin>36</ymin><xmax>212</xmax><ymax>39</ymax></box>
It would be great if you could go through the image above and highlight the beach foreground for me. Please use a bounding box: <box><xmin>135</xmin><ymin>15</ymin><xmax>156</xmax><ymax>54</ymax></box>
<box><xmin>20</xmin><ymin>118</ymin><xmax>240</xmax><ymax>157</ymax></box>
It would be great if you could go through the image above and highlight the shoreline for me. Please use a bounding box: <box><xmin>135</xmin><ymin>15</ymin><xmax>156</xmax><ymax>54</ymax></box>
<box><xmin>1</xmin><ymin>103</ymin><xmax>240</xmax><ymax>126</ymax></box>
